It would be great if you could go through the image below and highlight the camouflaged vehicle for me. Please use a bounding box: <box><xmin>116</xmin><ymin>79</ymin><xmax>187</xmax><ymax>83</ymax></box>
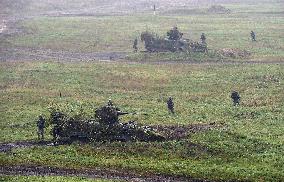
<box><xmin>49</xmin><ymin>105</ymin><xmax>165</xmax><ymax>143</ymax></box>
<box><xmin>141</xmin><ymin>28</ymin><xmax>207</xmax><ymax>53</ymax></box>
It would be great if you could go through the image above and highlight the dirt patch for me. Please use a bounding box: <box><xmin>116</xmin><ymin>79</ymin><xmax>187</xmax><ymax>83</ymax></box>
<box><xmin>0</xmin><ymin>46</ymin><xmax>128</xmax><ymax>62</ymax></box>
<box><xmin>207</xmin><ymin>5</ymin><xmax>231</xmax><ymax>14</ymax></box>
<box><xmin>0</xmin><ymin>141</ymin><xmax>53</xmax><ymax>153</ymax></box>
<box><xmin>0</xmin><ymin>165</ymin><xmax>211</xmax><ymax>182</ymax></box>
<box><xmin>217</xmin><ymin>48</ymin><xmax>251</xmax><ymax>58</ymax></box>
<box><xmin>153</xmin><ymin>123</ymin><xmax>222</xmax><ymax>140</ymax></box>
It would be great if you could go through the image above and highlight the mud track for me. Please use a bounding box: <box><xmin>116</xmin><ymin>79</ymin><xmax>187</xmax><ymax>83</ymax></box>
<box><xmin>0</xmin><ymin>140</ymin><xmax>52</xmax><ymax>153</ymax></box>
<box><xmin>0</xmin><ymin>46</ymin><xmax>128</xmax><ymax>62</ymax></box>
<box><xmin>0</xmin><ymin>165</ymin><xmax>212</xmax><ymax>182</ymax></box>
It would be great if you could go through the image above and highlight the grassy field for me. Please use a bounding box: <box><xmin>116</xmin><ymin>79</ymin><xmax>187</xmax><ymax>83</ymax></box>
<box><xmin>3</xmin><ymin>0</ymin><xmax>284</xmax><ymax>61</ymax></box>
<box><xmin>0</xmin><ymin>61</ymin><xmax>283</xmax><ymax>181</ymax></box>
<box><xmin>1</xmin><ymin>0</ymin><xmax>284</xmax><ymax>181</ymax></box>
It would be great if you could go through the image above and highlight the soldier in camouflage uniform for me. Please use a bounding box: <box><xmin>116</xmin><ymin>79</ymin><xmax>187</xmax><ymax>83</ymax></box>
<box><xmin>133</xmin><ymin>38</ymin><xmax>138</xmax><ymax>52</ymax></box>
<box><xmin>167</xmin><ymin>26</ymin><xmax>183</xmax><ymax>41</ymax></box>
<box><xmin>107</xmin><ymin>99</ymin><xmax>114</xmax><ymax>106</ymax></box>
<box><xmin>52</xmin><ymin>125</ymin><xmax>60</xmax><ymax>144</ymax></box>
<box><xmin>250</xmin><ymin>31</ymin><xmax>256</xmax><ymax>41</ymax></box>
<box><xmin>37</xmin><ymin>115</ymin><xmax>45</xmax><ymax>140</ymax></box>
<box><xmin>200</xmin><ymin>33</ymin><xmax>206</xmax><ymax>44</ymax></box>
<box><xmin>167</xmin><ymin>96</ymin><xmax>175</xmax><ymax>114</ymax></box>
<box><xmin>231</xmin><ymin>91</ymin><xmax>241</xmax><ymax>106</ymax></box>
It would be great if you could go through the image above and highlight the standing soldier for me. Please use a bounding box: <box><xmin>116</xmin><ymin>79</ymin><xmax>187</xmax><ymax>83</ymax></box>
<box><xmin>133</xmin><ymin>38</ymin><xmax>138</xmax><ymax>52</ymax></box>
<box><xmin>250</xmin><ymin>31</ymin><xmax>256</xmax><ymax>41</ymax></box>
<box><xmin>167</xmin><ymin>96</ymin><xmax>175</xmax><ymax>114</ymax></box>
<box><xmin>52</xmin><ymin>125</ymin><xmax>61</xmax><ymax>145</ymax></box>
<box><xmin>200</xmin><ymin>33</ymin><xmax>206</xmax><ymax>44</ymax></box>
<box><xmin>37</xmin><ymin>115</ymin><xmax>45</xmax><ymax>140</ymax></box>
<box><xmin>231</xmin><ymin>91</ymin><xmax>241</xmax><ymax>106</ymax></box>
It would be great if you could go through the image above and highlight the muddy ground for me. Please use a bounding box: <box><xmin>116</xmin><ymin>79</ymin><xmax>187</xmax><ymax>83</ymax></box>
<box><xmin>0</xmin><ymin>165</ymin><xmax>211</xmax><ymax>182</ymax></box>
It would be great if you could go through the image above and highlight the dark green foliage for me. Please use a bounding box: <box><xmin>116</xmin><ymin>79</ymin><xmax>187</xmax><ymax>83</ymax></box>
<box><xmin>189</xmin><ymin>42</ymin><xmax>208</xmax><ymax>53</ymax></box>
<box><xmin>141</xmin><ymin>31</ymin><xmax>182</xmax><ymax>52</ymax></box>
<box><xmin>140</xmin><ymin>30</ymin><xmax>207</xmax><ymax>53</ymax></box>
<box><xmin>48</xmin><ymin>103</ymin><xmax>165</xmax><ymax>142</ymax></box>
<box><xmin>95</xmin><ymin>106</ymin><xmax>120</xmax><ymax>125</ymax></box>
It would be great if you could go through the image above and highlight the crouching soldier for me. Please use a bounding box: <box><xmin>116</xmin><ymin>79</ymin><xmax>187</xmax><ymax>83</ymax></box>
<box><xmin>37</xmin><ymin>115</ymin><xmax>45</xmax><ymax>140</ymax></box>
<box><xmin>231</xmin><ymin>91</ymin><xmax>241</xmax><ymax>106</ymax></box>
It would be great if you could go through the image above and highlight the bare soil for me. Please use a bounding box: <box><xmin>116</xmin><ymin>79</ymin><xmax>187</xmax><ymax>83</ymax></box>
<box><xmin>0</xmin><ymin>164</ymin><xmax>211</xmax><ymax>182</ymax></box>
<box><xmin>154</xmin><ymin>123</ymin><xmax>222</xmax><ymax>140</ymax></box>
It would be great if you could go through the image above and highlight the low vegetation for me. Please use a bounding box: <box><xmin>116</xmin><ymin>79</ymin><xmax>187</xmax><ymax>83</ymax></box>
<box><xmin>1</xmin><ymin>0</ymin><xmax>283</xmax><ymax>181</ymax></box>
<box><xmin>0</xmin><ymin>61</ymin><xmax>283</xmax><ymax>181</ymax></box>
<box><xmin>2</xmin><ymin>0</ymin><xmax>283</xmax><ymax>61</ymax></box>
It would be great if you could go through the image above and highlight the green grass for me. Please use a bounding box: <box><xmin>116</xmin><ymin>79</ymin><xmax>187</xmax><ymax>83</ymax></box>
<box><xmin>0</xmin><ymin>61</ymin><xmax>283</xmax><ymax>181</ymax></box>
<box><xmin>0</xmin><ymin>175</ymin><xmax>116</xmax><ymax>182</ymax></box>
<box><xmin>1</xmin><ymin>0</ymin><xmax>284</xmax><ymax>181</ymax></box>
<box><xmin>1</xmin><ymin>62</ymin><xmax>283</xmax><ymax>142</ymax></box>
<box><xmin>4</xmin><ymin>0</ymin><xmax>284</xmax><ymax>60</ymax></box>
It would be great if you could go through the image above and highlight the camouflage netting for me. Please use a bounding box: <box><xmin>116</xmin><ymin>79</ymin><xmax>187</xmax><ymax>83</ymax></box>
<box><xmin>207</xmin><ymin>5</ymin><xmax>231</xmax><ymax>14</ymax></box>
<box><xmin>49</xmin><ymin>105</ymin><xmax>165</xmax><ymax>142</ymax></box>
<box><xmin>141</xmin><ymin>29</ymin><xmax>207</xmax><ymax>53</ymax></box>
<box><xmin>141</xmin><ymin>31</ymin><xmax>186</xmax><ymax>52</ymax></box>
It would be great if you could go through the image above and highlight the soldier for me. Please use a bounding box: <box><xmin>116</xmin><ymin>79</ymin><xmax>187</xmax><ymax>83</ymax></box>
<box><xmin>52</xmin><ymin>125</ymin><xmax>60</xmax><ymax>144</ymax></box>
<box><xmin>167</xmin><ymin>26</ymin><xmax>183</xmax><ymax>41</ymax></box>
<box><xmin>200</xmin><ymin>33</ymin><xmax>206</xmax><ymax>44</ymax></box>
<box><xmin>250</xmin><ymin>31</ymin><xmax>256</xmax><ymax>41</ymax></box>
<box><xmin>167</xmin><ymin>96</ymin><xmax>175</xmax><ymax>114</ymax></box>
<box><xmin>231</xmin><ymin>91</ymin><xmax>241</xmax><ymax>106</ymax></box>
<box><xmin>37</xmin><ymin>115</ymin><xmax>45</xmax><ymax>140</ymax></box>
<box><xmin>133</xmin><ymin>38</ymin><xmax>138</xmax><ymax>52</ymax></box>
<box><xmin>107</xmin><ymin>99</ymin><xmax>113</xmax><ymax>106</ymax></box>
